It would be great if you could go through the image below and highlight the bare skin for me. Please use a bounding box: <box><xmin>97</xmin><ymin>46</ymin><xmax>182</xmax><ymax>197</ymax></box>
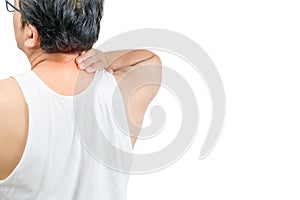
<box><xmin>0</xmin><ymin>1</ymin><xmax>162</xmax><ymax>180</ymax></box>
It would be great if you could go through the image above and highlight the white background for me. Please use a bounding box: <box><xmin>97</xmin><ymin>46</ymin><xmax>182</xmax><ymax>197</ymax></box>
<box><xmin>1</xmin><ymin>0</ymin><xmax>300</xmax><ymax>199</ymax></box>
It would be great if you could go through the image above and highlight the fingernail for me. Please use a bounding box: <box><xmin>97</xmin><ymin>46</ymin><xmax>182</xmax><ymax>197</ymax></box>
<box><xmin>105</xmin><ymin>68</ymin><xmax>113</xmax><ymax>74</ymax></box>
<box><xmin>86</xmin><ymin>67</ymin><xmax>93</xmax><ymax>72</ymax></box>
<box><xmin>79</xmin><ymin>63</ymin><xmax>85</xmax><ymax>69</ymax></box>
<box><xmin>77</xmin><ymin>58</ymin><xmax>83</xmax><ymax>63</ymax></box>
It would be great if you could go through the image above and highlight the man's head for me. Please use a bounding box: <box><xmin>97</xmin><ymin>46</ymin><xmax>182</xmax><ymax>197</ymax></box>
<box><xmin>14</xmin><ymin>0</ymin><xmax>103</xmax><ymax>54</ymax></box>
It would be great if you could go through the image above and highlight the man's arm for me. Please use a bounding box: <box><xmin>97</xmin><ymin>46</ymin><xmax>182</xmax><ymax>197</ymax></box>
<box><xmin>113</xmin><ymin>53</ymin><xmax>162</xmax><ymax>148</ymax></box>
<box><xmin>76</xmin><ymin>49</ymin><xmax>155</xmax><ymax>73</ymax></box>
<box><xmin>0</xmin><ymin>78</ymin><xmax>28</xmax><ymax>180</ymax></box>
<box><xmin>76</xmin><ymin>48</ymin><xmax>162</xmax><ymax>148</ymax></box>
<box><xmin>104</xmin><ymin>50</ymin><xmax>155</xmax><ymax>71</ymax></box>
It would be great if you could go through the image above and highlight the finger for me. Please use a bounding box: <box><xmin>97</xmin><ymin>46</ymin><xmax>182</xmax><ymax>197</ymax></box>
<box><xmin>75</xmin><ymin>51</ymin><xmax>87</xmax><ymax>63</ymax></box>
<box><xmin>85</xmin><ymin>67</ymin><xmax>95</xmax><ymax>73</ymax></box>
<box><xmin>85</xmin><ymin>63</ymin><xmax>114</xmax><ymax>73</ymax></box>
<box><xmin>85</xmin><ymin>62</ymin><xmax>107</xmax><ymax>73</ymax></box>
<box><xmin>77</xmin><ymin>50</ymin><xmax>107</xmax><ymax>70</ymax></box>
<box><xmin>76</xmin><ymin>51</ymin><xmax>96</xmax><ymax>65</ymax></box>
<box><xmin>76</xmin><ymin>49</ymin><xmax>98</xmax><ymax>67</ymax></box>
<box><xmin>78</xmin><ymin>55</ymin><xmax>106</xmax><ymax>70</ymax></box>
<box><xmin>105</xmin><ymin>68</ymin><xmax>114</xmax><ymax>74</ymax></box>
<box><xmin>81</xmin><ymin>49</ymin><xmax>97</xmax><ymax>59</ymax></box>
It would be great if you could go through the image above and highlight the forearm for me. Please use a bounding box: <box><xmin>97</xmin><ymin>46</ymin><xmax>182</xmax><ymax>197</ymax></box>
<box><xmin>105</xmin><ymin>49</ymin><xmax>155</xmax><ymax>72</ymax></box>
<box><xmin>75</xmin><ymin>49</ymin><xmax>155</xmax><ymax>73</ymax></box>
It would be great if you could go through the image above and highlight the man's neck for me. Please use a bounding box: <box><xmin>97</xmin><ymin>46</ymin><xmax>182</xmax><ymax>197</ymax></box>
<box><xmin>26</xmin><ymin>49</ymin><xmax>94</xmax><ymax>96</ymax></box>
<box><xmin>27</xmin><ymin>49</ymin><xmax>79</xmax><ymax>71</ymax></box>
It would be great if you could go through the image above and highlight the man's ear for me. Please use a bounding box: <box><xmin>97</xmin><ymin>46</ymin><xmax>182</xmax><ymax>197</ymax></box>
<box><xmin>24</xmin><ymin>24</ymin><xmax>40</xmax><ymax>48</ymax></box>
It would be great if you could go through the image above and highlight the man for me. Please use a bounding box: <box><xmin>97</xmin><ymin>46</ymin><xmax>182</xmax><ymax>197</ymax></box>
<box><xmin>0</xmin><ymin>0</ymin><xmax>161</xmax><ymax>199</ymax></box>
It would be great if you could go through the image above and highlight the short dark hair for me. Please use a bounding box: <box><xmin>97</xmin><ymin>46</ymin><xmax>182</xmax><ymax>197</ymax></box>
<box><xmin>19</xmin><ymin>0</ymin><xmax>104</xmax><ymax>53</ymax></box>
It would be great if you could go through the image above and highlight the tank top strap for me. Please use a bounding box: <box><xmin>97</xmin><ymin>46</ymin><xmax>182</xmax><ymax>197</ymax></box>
<box><xmin>11</xmin><ymin>71</ymin><xmax>46</xmax><ymax>105</ymax></box>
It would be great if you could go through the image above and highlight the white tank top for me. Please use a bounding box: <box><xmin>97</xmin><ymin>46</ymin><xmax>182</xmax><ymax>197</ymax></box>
<box><xmin>0</xmin><ymin>70</ymin><xmax>133</xmax><ymax>200</ymax></box>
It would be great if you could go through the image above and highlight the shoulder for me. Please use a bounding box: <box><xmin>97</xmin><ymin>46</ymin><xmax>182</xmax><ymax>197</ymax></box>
<box><xmin>0</xmin><ymin>77</ymin><xmax>23</xmax><ymax>96</ymax></box>
<box><xmin>113</xmin><ymin>53</ymin><xmax>162</xmax><ymax>100</ymax></box>
<box><xmin>0</xmin><ymin>77</ymin><xmax>26</xmax><ymax>116</ymax></box>
<box><xmin>0</xmin><ymin>76</ymin><xmax>28</xmax><ymax>142</ymax></box>
<box><xmin>113</xmin><ymin>53</ymin><xmax>162</xmax><ymax>110</ymax></box>
<box><xmin>0</xmin><ymin>77</ymin><xmax>28</xmax><ymax>180</ymax></box>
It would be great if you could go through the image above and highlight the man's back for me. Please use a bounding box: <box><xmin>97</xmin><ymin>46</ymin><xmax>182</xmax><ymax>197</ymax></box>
<box><xmin>0</xmin><ymin>65</ymin><xmax>96</xmax><ymax>181</ymax></box>
<box><xmin>0</xmin><ymin>70</ymin><xmax>132</xmax><ymax>200</ymax></box>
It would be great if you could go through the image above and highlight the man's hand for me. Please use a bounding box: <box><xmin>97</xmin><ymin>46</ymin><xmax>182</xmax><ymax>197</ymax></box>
<box><xmin>75</xmin><ymin>49</ymin><xmax>113</xmax><ymax>73</ymax></box>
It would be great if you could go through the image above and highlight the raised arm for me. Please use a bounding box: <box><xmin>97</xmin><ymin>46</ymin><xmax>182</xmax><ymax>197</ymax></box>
<box><xmin>75</xmin><ymin>49</ymin><xmax>155</xmax><ymax>73</ymax></box>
